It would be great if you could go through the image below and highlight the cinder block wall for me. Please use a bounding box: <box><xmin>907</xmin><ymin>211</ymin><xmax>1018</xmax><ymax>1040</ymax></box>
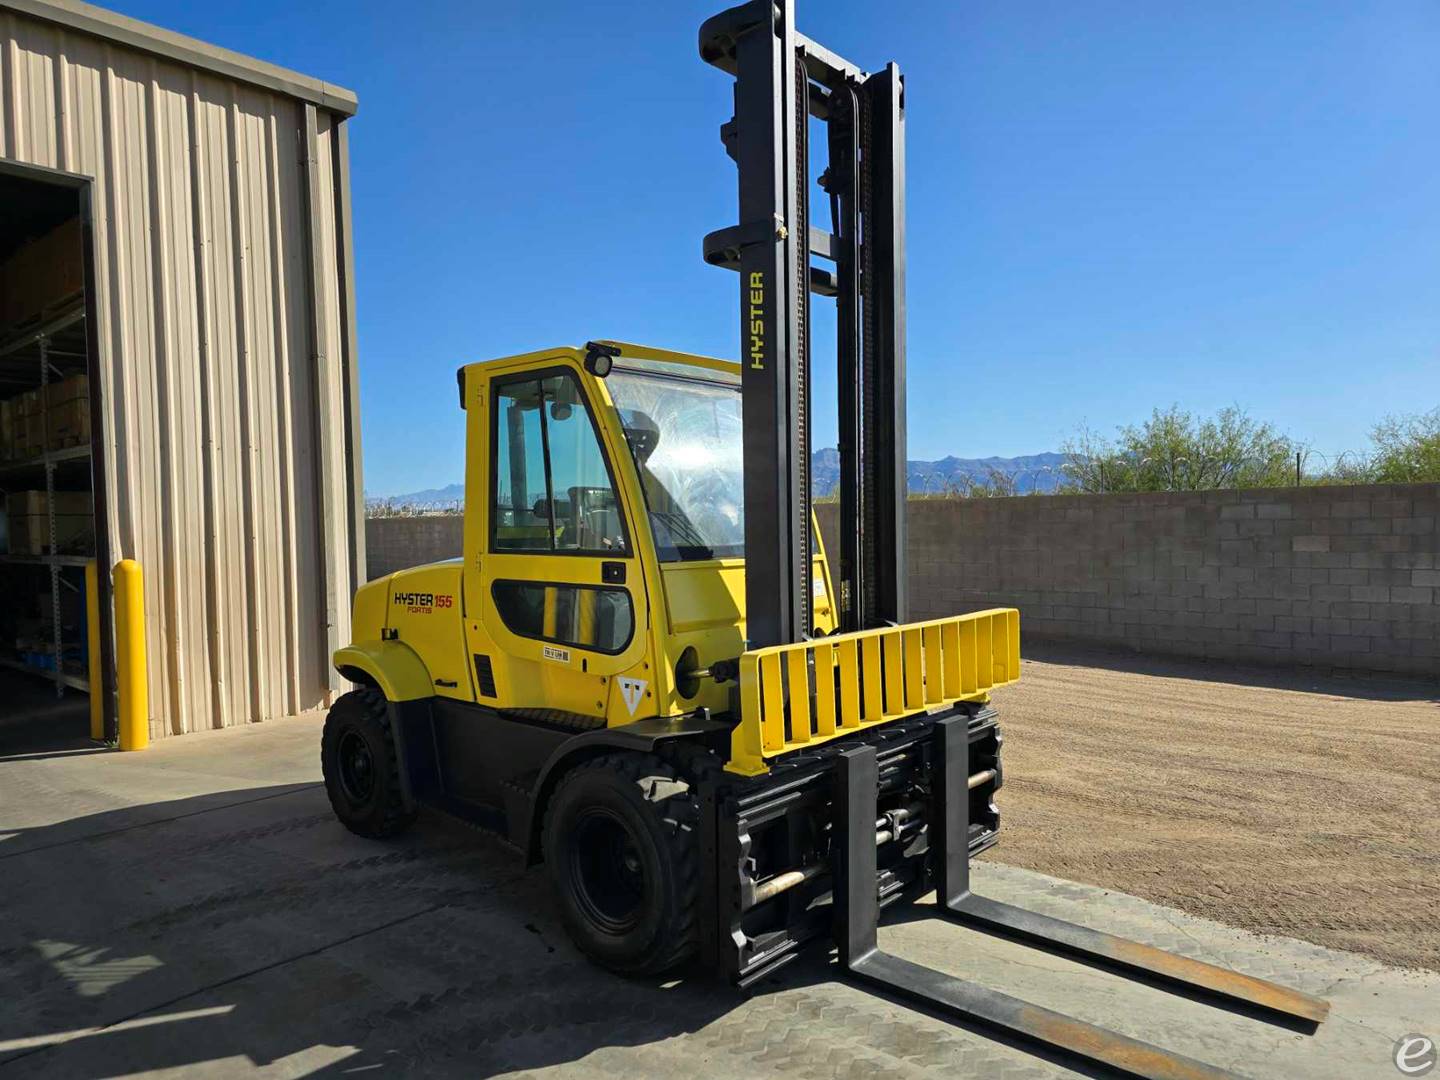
<box><xmin>817</xmin><ymin>483</ymin><xmax>1438</xmax><ymax>676</ymax></box>
<box><xmin>367</xmin><ymin>486</ymin><xmax>1436</xmax><ymax>675</ymax></box>
<box><xmin>365</xmin><ymin>516</ymin><xmax>463</xmax><ymax>580</ymax></box>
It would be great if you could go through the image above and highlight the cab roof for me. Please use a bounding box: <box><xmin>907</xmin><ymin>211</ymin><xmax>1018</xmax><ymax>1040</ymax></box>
<box><xmin>456</xmin><ymin>341</ymin><xmax>739</xmax><ymax>408</ymax></box>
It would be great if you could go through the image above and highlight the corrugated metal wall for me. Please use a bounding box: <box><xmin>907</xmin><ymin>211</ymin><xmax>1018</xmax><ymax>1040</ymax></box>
<box><xmin>0</xmin><ymin>8</ymin><xmax>357</xmax><ymax>734</ymax></box>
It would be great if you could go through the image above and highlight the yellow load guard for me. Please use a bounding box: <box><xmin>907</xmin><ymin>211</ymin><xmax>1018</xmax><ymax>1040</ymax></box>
<box><xmin>728</xmin><ymin>608</ymin><xmax>1021</xmax><ymax>776</ymax></box>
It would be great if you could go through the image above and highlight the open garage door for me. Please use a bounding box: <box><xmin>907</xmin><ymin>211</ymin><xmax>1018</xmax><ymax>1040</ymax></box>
<box><xmin>0</xmin><ymin>161</ymin><xmax>111</xmax><ymax>755</ymax></box>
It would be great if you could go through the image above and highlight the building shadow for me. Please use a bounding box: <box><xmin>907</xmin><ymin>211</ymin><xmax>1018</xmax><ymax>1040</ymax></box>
<box><xmin>0</xmin><ymin>783</ymin><xmax>1200</xmax><ymax>1080</ymax></box>
<box><xmin>0</xmin><ymin>785</ymin><xmax>756</xmax><ymax>1078</ymax></box>
<box><xmin>0</xmin><ymin>668</ymin><xmax>94</xmax><ymax>760</ymax></box>
<box><xmin>1023</xmin><ymin>639</ymin><xmax>1439</xmax><ymax>704</ymax></box>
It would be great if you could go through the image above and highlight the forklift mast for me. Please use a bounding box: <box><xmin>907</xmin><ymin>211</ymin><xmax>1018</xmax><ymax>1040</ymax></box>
<box><xmin>700</xmin><ymin>0</ymin><xmax>906</xmax><ymax>647</ymax></box>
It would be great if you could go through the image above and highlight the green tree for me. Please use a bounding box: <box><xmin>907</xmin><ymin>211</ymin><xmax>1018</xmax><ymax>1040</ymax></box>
<box><xmin>1061</xmin><ymin>406</ymin><xmax>1298</xmax><ymax>493</ymax></box>
<box><xmin>1366</xmin><ymin>407</ymin><xmax>1440</xmax><ymax>483</ymax></box>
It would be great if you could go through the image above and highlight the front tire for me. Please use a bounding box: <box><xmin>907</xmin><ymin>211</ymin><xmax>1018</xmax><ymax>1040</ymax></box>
<box><xmin>321</xmin><ymin>688</ymin><xmax>416</xmax><ymax>838</ymax></box>
<box><xmin>543</xmin><ymin>753</ymin><xmax>699</xmax><ymax>975</ymax></box>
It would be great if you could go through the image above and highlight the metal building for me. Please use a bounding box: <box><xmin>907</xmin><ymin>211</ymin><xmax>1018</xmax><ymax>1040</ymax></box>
<box><xmin>0</xmin><ymin>0</ymin><xmax>362</xmax><ymax>738</ymax></box>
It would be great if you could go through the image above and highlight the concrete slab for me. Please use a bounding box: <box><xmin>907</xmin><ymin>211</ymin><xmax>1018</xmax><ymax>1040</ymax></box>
<box><xmin>0</xmin><ymin>715</ymin><xmax>1434</xmax><ymax>1079</ymax></box>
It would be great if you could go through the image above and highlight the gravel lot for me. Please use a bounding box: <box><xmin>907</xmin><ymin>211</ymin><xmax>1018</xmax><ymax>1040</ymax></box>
<box><xmin>987</xmin><ymin>644</ymin><xmax>1440</xmax><ymax>972</ymax></box>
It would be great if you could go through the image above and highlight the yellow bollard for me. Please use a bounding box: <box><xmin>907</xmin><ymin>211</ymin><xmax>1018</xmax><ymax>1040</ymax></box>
<box><xmin>85</xmin><ymin>561</ymin><xmax>103</xmax><ymax>741</ymax></box>
<box><xmin>113</xmin><ymin>559</ymin><xmax>148</xmax><ymax>751</ymax></box>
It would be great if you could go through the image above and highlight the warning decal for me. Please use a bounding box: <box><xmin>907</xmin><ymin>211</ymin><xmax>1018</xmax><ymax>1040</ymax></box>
<box><xmin>618</xmin><ymin>677</ymin><xmax>647</xmax><ymax>715</ymax></box>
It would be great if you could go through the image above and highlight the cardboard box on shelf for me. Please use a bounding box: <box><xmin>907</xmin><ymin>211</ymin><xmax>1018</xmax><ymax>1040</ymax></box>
<box><xmin>0</xmin><ymin>378</ymin><xmax>92</xmax><ymax>455</ymax></box>
<box><xmin>0</xmin><ymin>218</ymin><xmax>84</xmax><ymax>329</ymax></box>
<box><xmin>23</xmin><ymin>413</ymin><xmax>45</xmax><ymax>449</ymax></box>
<box><xmin>6</xmin><ymin>514</ymin><xmax>93</xmax><ymax>556</ymax></box>
<box><xmin>7</xmin><ymin>490</ymin><xmax>92</xmax><ymax>518</ymax></box>
<box><xmin>46</xmin><ymin>397</ymin><xmax>90</xmax><ymax>446</ymax></box>
<box><xmin>13</xmin><ymin>389</ymin><xmax>45</xmax><ymax>458</ymax></box>
<box><xmin>46</xmin><ymin>375</ymin><xmax>88</xmax><ymax>405</ymax></box>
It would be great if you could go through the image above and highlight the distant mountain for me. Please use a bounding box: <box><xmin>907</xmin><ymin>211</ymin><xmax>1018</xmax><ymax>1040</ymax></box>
<box><xmin>812</xmin><ymin>448</ymin><xmax>1068</xmax><ymax>496</ymax></box>
<box><xmin>366</xmin><ymin>482</ymin><xmax>463</xmax><ymax>512</ymax></box>
<box><xmin>369</xmin><ymin>450</ymin><xmax>1068</xmax><ymax>510</ymax></box>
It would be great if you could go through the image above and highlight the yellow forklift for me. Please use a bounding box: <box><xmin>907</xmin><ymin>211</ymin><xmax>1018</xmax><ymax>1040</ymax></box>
<box><xmin>322</xmin><ymin>3</ymin><xmax>1328</xmax><ymax>1076</ymax></box>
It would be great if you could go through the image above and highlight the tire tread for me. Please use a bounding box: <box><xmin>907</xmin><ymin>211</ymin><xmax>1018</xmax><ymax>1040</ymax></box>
<box><xmin>321</xmin><ymin>688</ymin><xmax>416</xmax><ymax>838</ymax></box>
<box><xmin>544</xmin><ymin>748</ymin><xmax>717</xmax><ymax>974</ymax></box>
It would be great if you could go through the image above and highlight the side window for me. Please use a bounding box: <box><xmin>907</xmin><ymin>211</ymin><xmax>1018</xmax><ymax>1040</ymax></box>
<box><xmin>543</xmin><ymin>374</ymin><xmax>624</xmax><ymax>552</ymax></box>
<box><xmin>492</xmin><ymin>581</ymin><xmax>634</xmax><ymax>654</ymax></box>
<box><xmin>493</xmin><ymin>380</ymin><xmax>549</xmax><ymax>549</ymax></box>
<box><xmin>491</xmin><ymin>372</ymin><xmax>627</xmax><ymax>553</ymax></box>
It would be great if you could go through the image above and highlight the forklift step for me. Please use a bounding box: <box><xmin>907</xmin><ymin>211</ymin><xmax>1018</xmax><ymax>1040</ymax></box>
<box><xmin>831</xmin><ymin>720</ymin><xmax>1329</xmax><ymax>1080</ymax></box>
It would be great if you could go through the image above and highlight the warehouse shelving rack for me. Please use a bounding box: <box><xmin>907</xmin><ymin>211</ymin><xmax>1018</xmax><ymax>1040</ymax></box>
<box><xmin>0</xmin><ymin>300</ymin><xmax>93</xmax><ymax>697</ymax></box>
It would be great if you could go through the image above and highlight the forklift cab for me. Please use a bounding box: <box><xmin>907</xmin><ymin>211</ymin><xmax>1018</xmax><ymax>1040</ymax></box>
<box><xmin>353</xmin><ymin>341</ymin><xmax>840</xmax><ymax>730</ymax></box>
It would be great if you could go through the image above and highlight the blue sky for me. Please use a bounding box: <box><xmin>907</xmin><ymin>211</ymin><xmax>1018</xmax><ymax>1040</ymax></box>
<box><xmin>115</xmin><ymin>1</ymin><xmax>1440</xmax><ymax>496</ymax></box>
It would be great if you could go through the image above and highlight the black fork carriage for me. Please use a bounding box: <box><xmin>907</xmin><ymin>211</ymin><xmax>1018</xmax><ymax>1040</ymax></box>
<box><xmin>698</xmin><ymin>709</ymin><xmax>1327</xmax><ymax>1080</ymax></box>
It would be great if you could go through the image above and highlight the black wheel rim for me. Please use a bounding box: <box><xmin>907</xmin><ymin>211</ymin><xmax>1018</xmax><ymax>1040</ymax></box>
<box><xmin>570</xmin><ymin>807</ymin><xmax>647</xmax><ymax>934</ymax></box>
<box><xmin>337</xmin><ymin>728</ymin><xmax>376</xmax><ymax>805</ymax></box>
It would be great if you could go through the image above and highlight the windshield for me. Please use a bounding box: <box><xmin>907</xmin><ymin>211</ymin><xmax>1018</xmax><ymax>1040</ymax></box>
<box><xmin>607</xmin><ymin>363</ymin><xmax>744</xmax><ymax>561</ymax></box>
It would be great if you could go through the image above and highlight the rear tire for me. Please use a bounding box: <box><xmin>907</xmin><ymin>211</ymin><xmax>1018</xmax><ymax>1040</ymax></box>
<box><xmin>543</xmin><ymin>752</ymin><xmax>700</xmax><ymax>975</ymax></box>
<box><xmin>321</xmin><ymin>688</ymin><xmax>416</xmax><ymax>838</ymax></box>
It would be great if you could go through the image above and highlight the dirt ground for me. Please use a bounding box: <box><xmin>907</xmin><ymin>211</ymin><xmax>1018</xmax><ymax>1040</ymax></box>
<box><xmin>985</xmin><ymin>644</ymin><xmax>1440</xmax><ymax>973</ymax></box>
